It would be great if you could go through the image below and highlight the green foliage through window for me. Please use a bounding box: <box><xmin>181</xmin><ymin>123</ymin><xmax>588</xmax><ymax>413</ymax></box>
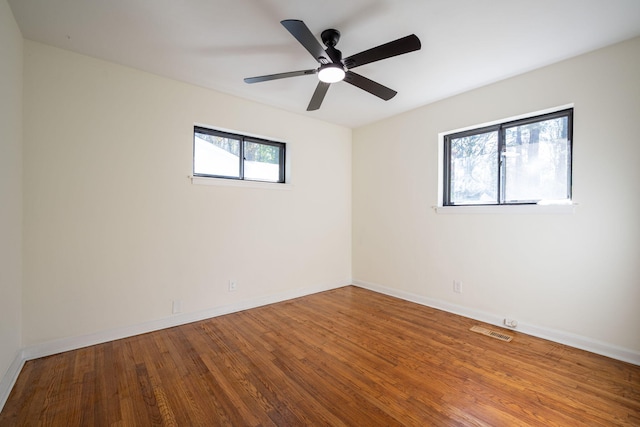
<box><xmin>443</xmin><ymin>109</ymin><xmax>573</xmax><ymax>206</ymax></box>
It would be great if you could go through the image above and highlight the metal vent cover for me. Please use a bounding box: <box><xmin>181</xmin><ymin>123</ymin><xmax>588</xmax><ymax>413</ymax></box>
<box><xmin>470</xmin><ymin>325</ymin><xmax>513</xmax><ymax>342</ymax></box>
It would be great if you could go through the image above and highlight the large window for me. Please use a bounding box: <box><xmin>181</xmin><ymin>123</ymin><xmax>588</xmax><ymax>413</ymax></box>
<box><xmin>194</xmin><ymin>126</ymin><xmax>285</xmax><ymax>183</ymax></box>
<box><xmin>443</xmin><ymin>109</ymin><xmax>573</xmax><ymax>206</ymax></box>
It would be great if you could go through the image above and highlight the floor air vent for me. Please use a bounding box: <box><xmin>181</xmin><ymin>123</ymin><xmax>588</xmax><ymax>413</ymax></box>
<box><xmin>470</xmin><ymin>325</ymin><xmax>513</xmax><ymax>342</ymax></box>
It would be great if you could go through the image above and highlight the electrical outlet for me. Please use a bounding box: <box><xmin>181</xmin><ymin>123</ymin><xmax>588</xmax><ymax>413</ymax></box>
<box><xmin>504</xmin><ymin>318</ymin><xmax>518</xmax><ymax>328</ymax></box>
<box><xmin>172</xmin><ymin>300</ymin><xmax>182</xmax><ymax>314</ymax></box>
<box><xmin>229</xmin><ymin>280</ymin><xmax>237</xmax><ymax>292</ymax></box>
<box><xmin>453</xmin><ymin>280</ymin><xmax>462</xmax><ymax>293</ymax></box>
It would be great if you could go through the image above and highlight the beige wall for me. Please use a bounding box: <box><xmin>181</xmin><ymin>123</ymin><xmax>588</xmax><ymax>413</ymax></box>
<box><xmin>353</xmin><ymin>37</ymin><xmax>640</xmax><ymax>353</ymax></box>
<box><xmin>22</xmin><ymin>41</ymin><xmax>352</xmax><ymax>346</ymax></box>
<box><xmin>7</xmin><ymin>15</ymin><xmax>639</xmax><ymax>368</ymax></box>
<box><xmin>0</xmin><ymin>0</ymin><xmax>23</xmax><ymax>392</ymax></box>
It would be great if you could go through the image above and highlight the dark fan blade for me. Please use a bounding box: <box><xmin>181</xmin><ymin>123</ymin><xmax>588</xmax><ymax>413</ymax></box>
<box><xmin>244</xmin><ymin>69</ymin><xmax>316</xmax><ymax>84</ymax></box>
<box><xmin>343</xmin><ymin>34</ymin><xmax>421</xmax><ymax>69</ymax></box>
<box><xmin>307</xmin><ymin>81</ymin><xmax>330</xmax><ymax>111</ymax></box>
<box><xmin>281</xmin><ymin>19</ymin><xmax>329</xmax><ymax>63</ymax></box>
<box><xmin>344</xmin><ymin>71</ymin><xmax>396</xmax><ymax>100</ymax></box>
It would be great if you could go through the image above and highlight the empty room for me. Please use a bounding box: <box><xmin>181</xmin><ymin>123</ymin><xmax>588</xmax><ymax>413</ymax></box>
<box><xmin>1</xmin><ymin>0</ymin><xmax>639</xmax><ymax>425</ymax></box>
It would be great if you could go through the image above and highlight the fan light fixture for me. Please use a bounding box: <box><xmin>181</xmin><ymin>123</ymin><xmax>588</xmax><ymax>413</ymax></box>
<box><xmin>318</xmin><ymin>63</ymin><xmax>345</xmax><ymax>83</ymax></box>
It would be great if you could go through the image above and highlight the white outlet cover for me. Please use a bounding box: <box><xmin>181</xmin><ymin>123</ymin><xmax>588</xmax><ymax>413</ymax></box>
<box><xmin>172</xmin><ymin>300</ymin><xmax>182</xmax><ymax>314</ymax></box>
<box><xmin>453</xmin><ymin>280</ymin><xmax>462</xmax><ymax>293</ymax></box>
<box><xmin>504</xmin><ymin>318</ymin><xmax>518</xmax><ymax>328</ymax></box>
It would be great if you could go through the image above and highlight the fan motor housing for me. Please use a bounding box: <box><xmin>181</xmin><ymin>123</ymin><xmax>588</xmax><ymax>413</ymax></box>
<box><xmin>321</xmin><ymin>29</ymin><xmax>341</xmax><ymax>47</ymax></box>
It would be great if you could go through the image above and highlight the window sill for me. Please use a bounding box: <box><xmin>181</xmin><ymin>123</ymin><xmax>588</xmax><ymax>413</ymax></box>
<box><xmin>434</xmin><ymin>203</ymin><xmax>577</xmax><ymax>215</ymax></box>
<box><xmin>190</xmin><ymin>175</ymin><xmax>293</xmax><ymax>190</ymax></box>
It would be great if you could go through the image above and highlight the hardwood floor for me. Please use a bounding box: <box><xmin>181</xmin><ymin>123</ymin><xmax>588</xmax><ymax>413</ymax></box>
<box><xmin>2</xmin><ymin>286</ymin><xmax>639</xmax><ymax>426</ymax></box>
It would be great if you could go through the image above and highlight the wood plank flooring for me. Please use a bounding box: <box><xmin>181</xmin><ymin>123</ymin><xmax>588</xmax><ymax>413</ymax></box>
<box><xmin>1</xmin><ymin>286</ymin><xmax>639</xmax><ymax>426</ymax></box>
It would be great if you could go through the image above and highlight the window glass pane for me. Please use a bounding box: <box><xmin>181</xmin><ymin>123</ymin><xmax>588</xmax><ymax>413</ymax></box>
<box><xmin>243</xmin><ymin>140</ymin><xmax>281</xmax><ymax>182</ymax></box>
<box><xmin>449</xmin><ymin>131</ymin><xmax>499</xmax><ymax>204</ymax></box>
<box><xmin>194</xmin><ymin>132</ymin><xmax>240</xmax><ymax>178</ymax></box>
<box><xmin>503</xmin><ymin>116</ymin><xmax>570</xmax><ymax>203</ymax></box>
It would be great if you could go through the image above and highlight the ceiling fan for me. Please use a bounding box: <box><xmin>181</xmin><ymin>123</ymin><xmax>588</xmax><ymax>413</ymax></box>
<box><xmin>244</xmin><ymin>19</ymin><xmax>421</xmax><ymax>111</ymax></box>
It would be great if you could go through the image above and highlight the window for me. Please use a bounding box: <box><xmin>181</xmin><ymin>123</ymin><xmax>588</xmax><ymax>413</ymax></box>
<box><xmin>194</xmin><ymin>126</ymin><xmax>285</xmax><ymax>183</ymax></box>
<box><xmin>443</xmin><ymin>109</ymin><xmax>572</xmax><ymax>206</ymax></box>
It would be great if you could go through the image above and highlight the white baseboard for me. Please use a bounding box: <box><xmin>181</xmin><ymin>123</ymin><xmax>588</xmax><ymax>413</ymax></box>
<box><xmin>1</xmin><ymin>280</ymin><xmax>348</xmax><ymax>412</ymax></box>
<box><xmin>0</xmin><ymin>350</ymin><xmax>25</xmax><ymax>413</ymax></box>
<box><xmin>353</xmin><ymin>279</ymin><xmax>640</xmax><ymax>366</ymax></box>
<box><xmin>21</xmin><ymin>280</ymin><xmax>349</xmax><ymax>362</ymax></box>
<box><xmin>4</xmin><ymin>277</ymin><xmax>637</xmax><ymax>414</ymax></box>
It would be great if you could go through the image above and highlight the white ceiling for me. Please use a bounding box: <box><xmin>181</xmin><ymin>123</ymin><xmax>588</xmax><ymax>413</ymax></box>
<box><xmin>8</xmin><ymin>0</ymin><xmax>640</xmax><ymax>128</ymax></box>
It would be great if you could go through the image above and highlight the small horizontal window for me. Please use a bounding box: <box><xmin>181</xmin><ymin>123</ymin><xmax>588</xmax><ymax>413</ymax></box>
<box><xmin>443</xmin><ymin>109</ymin><xmax>573</xmax><ymax>206</ymax></box>
<box><xmin>194</xmin><ymin>126</ymin><xmax>285</xmax><ymax>183</ymax></box>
